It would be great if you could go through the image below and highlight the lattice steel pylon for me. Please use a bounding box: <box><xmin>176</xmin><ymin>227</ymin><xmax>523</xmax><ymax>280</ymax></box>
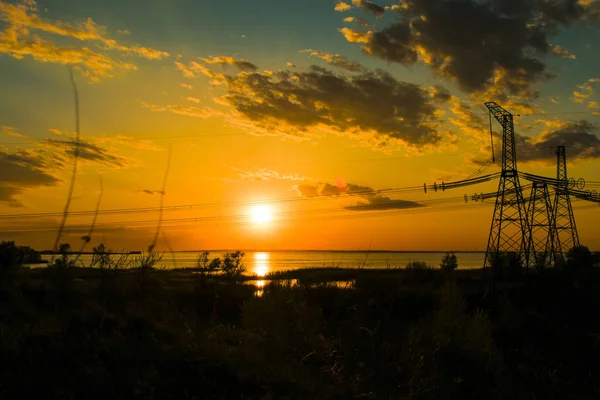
<box><xmin>552</xmin><ymin>146</ymin><xmax>580</xmax><ymax>265</ymax></box>
<box><xmin>527</xmin><ymin>181</ymin><xmax>557</xmax><ymax>269</ymax></box>
<box><xmin>483</xmin><ymin>102</ymin><xmax>531</xmax><ymax>271</ymax></box>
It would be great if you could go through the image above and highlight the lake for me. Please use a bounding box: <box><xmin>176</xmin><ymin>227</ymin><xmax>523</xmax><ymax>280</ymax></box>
<box><xmin>41</xmin><ymin>251</ymin><xmax>486</xmax><ymax>276</ymax></box>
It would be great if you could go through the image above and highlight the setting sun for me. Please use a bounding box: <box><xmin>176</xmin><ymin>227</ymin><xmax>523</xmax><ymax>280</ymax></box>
<box><xmin>250</xmin><ymin>205</ymin><xmax>273</xmax><ymax>225</ymax></box>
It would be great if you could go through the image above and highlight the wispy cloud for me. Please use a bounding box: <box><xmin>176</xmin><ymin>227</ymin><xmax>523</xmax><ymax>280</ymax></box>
<box><xmin>294</xmin><ymin>181</ymin><xmax>425</xmax><ymax>211</ymax></box>
<box><xmin>0</xmin><ymin>126</ymin><xmax>24</xmax><ymax>137</ymax></box>
<box><xmin>234</xmin><ymin>167</ymin><xmax>310</xmax><ymax>182</ymax></box>
<box><xmin>300</xmin><ymin>49</ymin><xmax>364</xmax><ymax>72</ymax></box>
<box><xmin>141</xmin><ymin>102</ymin><xmax>220</xmax><ymax>119</ymax></box>
<box><xmin>0</xmin><ymin>0</ymin><xmax>169</xmax><ymax>81</ymax></box>
<box><xmin>200</xmin><ymin>55</ymin><xmax>258</xmax><ymax>72</ymax></box>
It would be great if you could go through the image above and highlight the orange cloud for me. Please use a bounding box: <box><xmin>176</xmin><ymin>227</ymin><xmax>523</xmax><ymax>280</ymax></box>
<box><xmin>0</xmin><ymin>0</ymin><xmax>168</xmax><ymax>81</ymax></box>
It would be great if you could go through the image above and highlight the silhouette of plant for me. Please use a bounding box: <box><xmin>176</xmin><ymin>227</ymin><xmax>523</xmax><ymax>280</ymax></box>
<box><xmin>566</xmin><ymin>245</ymin><xmax>595</xmax><ymax>270</ymax></box>
<box><xmin>0</xmin><ymin>241</ymin><xmax>41</xmax><ymax>272</ymax></box>
<box><xmin>222</xmin><ymin>251</ymin><xmax>246</xmax><ymax>279</ymax></box>
<box><xmin>90</xmin><ymin>243</ymin><xmax>132</xmax><ymax>271</ymax></box>
<box><xmin>196</xmin><ymin>251</ymin><xmax>222</xmax><ymax>276</ymax></box>
<box><xmin>440</xmin><ymin>252</ymin><xmax>458</xmax><ymax>271</ymax></box>
<box><xmin>48</xmin><ymin>243</ymin><xmax>79</xmax><ymax>268</ymax></box>
<box><xmin>135</xmin><ymin>251</ymin><xmax>163</xmax><ymax>270</ymax></box>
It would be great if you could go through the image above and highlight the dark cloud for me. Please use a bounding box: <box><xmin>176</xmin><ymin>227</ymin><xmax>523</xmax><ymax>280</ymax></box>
<box><xmin>354</xmin><ymin>0</ymin><xmax>385</xmax><ymax>17</ymax></box>
<box><xmin>342</xmin><ymin>0</ymin><xmax>599</xmax><ymax>97</ymax></box>
<box><xmin>517</xmin><ymin>120</ymin><xmax>600</xmax><ymax>162</ymax></box>
<box><xmin>0</xmin><ymin>148</ymin><xmax>60</xmax><ymax>205</ymax></box>
<box><xmin>346</xmin><ymin>196</ymin><xmax>425</xmax><ymax>211</ymax></box>
<box><xmin>294</xmin><ymin>181</ymin><xmax>425</xmax><ymax>211</ymax></box>
<box><xmin>218</xmin><ymin>65</ymin><xmax>450</xmax><ymax>146</ymax></box>
<box><xmin>0</xmin><ymin>136</ymin><xmax>133</xmax><ymax>205</ymax></box>
<box><xmin>45</xmin><ymin>139</ymin><xmax>128</xmax><ymax>167</ymax></box>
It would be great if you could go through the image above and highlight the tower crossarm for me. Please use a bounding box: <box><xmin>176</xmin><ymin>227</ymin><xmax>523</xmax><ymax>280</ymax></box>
<box><xmin>485</xmin><ymin>102</ymin><xmax>518</xmax><ymax>172</ymax></box>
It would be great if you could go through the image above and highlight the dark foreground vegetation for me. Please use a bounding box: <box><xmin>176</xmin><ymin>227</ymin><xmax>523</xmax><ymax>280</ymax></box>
<box><xmin>2</xmin><ymin>242</ymin><xmax>600</xmax><ymax>399</ymax></box>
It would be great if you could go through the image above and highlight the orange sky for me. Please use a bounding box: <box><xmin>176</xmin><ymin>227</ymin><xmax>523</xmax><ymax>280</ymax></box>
<box><xmin>1</xmin><ymin>0</ymin><xmax>600</xmax><ymax>251</ymax></box>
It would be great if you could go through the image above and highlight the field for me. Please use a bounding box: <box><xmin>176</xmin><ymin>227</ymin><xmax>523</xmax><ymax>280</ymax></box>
<box><xmin>2</xmin><ymin>254</ymin><xmax>600</xmax><ymax>400</ymax></box>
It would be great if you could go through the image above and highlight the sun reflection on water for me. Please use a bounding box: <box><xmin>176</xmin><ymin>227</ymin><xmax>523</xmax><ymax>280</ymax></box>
<box><xmin>253</xmin><ymin>252</ymin><xmax>270</xmax><ymax>277</ymax></box>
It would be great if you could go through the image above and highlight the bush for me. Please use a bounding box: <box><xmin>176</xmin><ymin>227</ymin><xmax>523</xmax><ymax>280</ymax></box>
<box><xmin>90</xmin><ymin>243</ymin><xmax>132</xmax><ymax>271</ymax></box>
<box><xmin>194</xmin><ymin>251</ymin><xmax>245</xmax><ymax>279</ymax></box>
<box><xmin>566</xmin><ymin>246</ymin><xmax>595</xmax><ymax>270</ymax></box>
<box><xmin>0</xmin><ymin>241</ymin><xmax>41</xmax><ymax>272</ymax></box>
<box><xmin>440</xmin><ymin>252</ymin><xmax>458</xmax><ymax>271</ymax></box>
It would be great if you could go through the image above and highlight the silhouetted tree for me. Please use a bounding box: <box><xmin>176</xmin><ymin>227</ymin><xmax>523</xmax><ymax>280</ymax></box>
<box><xmin>440</xmin><ymin>252</ymin><xmax>458</xmax><ymax>271</ymax></box>
<box><xmin>566</xmin><ymin>246</ymin><xmax>595</xmax><ymax>270</ymax></box>
<box><xmin>0</xmin><ymin>241</ymin><xmax>41</xmax><ymax>272</ymax></box>
<box><xmin>222</xmin><ymin>251</ymin><xmax>246</xmax><ymax>278</ymax></box>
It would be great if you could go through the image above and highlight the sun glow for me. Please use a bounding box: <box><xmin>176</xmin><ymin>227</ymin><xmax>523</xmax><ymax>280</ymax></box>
<box><xmin>254</xmin><ymin>252</ymin><xmax>270</xmax><ymax>277</ymax></box>
<box><xmin>250</xmin><ymin>205</ymin><xmax>273</xmax><ymax>225</ymax></box>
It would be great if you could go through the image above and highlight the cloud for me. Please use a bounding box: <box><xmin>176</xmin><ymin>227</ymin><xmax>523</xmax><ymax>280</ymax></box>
<box><xmin>1</xmin><ymin>126</ymin><xmax>24</xmax><ymax>137</ymax></box>
<box><xmin>0</xmin><ymin>134</ymin><xmax>139</xmax><ymax>205</ymax></box>
<box><xmin>201</xmin><ymin>56</ymin><xmax>258</xmax><ymax>72</ymax></box>
<box><xmin>351</xmin><ymin>0</ymin><xmax>385</xmax><ymax>17</ymax></box>
<box><xmin>345</xmin><ymin>196</ymin><xmax>425</xmax><ymax>211</ymax></box>
<box><xmin>517</xmin><ymin>120</ymin><xmax>600</xmax><ymax>163</ymax></box>
<box><xmin>572</xmin><ymin>82</ymin><xmax>594</xmax><ymax>103</ymax></box>
<box><xmin>293</xmin><ymin>181</ymin><xmax>425</xmax><ymax>211</ymax></box>
<box><xmin>300</xmin><ymin>49</ymin><xmax>364</xmax><ymax>72</ymax></box>
<box><xmin>0</xmin><ymin>0</ymin><xmax>168</xmax><ymax>81</ymax></box>
<box><xmin>0</xmin><ymin>147</ymin><xmax>59</xmax><ymax>205</ymax></box>
<box><xmin>550</xmin><ymin>44</ymin><xmax>577</xmax><ymax>59</ymax></box>
<box><xmin>335</xmin><ymin>2</ymin><xmax>352</xmax><ymax>12</ymax></box>
<box><xmin>199</xmin><ymin>62</ymin><xmax>450</xmax><ymax>147</ymax></box>
<box><xmin>235</xmin><ymin>167</ymin><xmax>309</xmax><ymax>182</ymax></box>
<box><xmin>338</xmin><ymin>27</ymin><xmax>371</xmax><ymax>43</ymax></box>
<box><xmin>44</xmin><ymin>139</ymin><xmax>128</xmax><ymax>167</ymax></box>
<box><xmin>343</xmin><ymin>16</ymin><xmax>374</xmax><ymax>29</ymax></box>
<box><xmin>339</xmin><ymin>0</ymin><xmax>599</xmax><ymax>98</ymax></box>
<box><xmin>141</xmin><ymin>101</ymin><xmax>220</xmax><ymax>119</ymax></box>
<box><xmin>186</xmin><ymin>97</ymin><xmax>201</xmax><ymax>103</ymax></box>
<box><xmin>180</xmin><ymin>83</ymin><xmax>193</xmax><ymax>90</ymax></box>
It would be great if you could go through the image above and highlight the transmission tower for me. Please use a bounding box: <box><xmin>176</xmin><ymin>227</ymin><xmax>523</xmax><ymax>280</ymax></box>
<box><xmin>552</xmin><ymin>146</ymin><xmax>580</xmax><ymax>263</ymax></box>
<box><xmin>527</xmin><ymin>181</ymin><xmax>557</xmax><ymax>269</ymax></box>
<box><xmin>483</xmin><ymin>102</ymin><xmax>531</xmax><ymax>271</ymax></box>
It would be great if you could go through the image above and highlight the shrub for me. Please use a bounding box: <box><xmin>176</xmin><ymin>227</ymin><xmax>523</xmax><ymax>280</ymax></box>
<box><xmin>195</xmin><ymin>251</ymin><xmax>245</xmax><ymax>279</ymax></box>
<box><xmin>195</xmin><ymin>251</ymin><xmax>222</xmax><ymax>276</ymax></box>
<box><xmin>566</xmin><ymin>245</ymin><xmax>595</xmax><ymax>270</ymax></box>
<box><xmin>90</xmin><ymin>243</ymin><xmax>132</xmax><ymax>271</ymax></box>
<box><xmin>221</xmin><ymin>251</ymin><xmax>245</xmax><ymax>278</ymax></box>
<box><xmin>0</xmin><ymin>241</ymin><xmax>41</xmax><ymax>272</ymax></box>
<box><xmin>48</xmin><ymin>243</ymin><xmax>79</xmax><ymax>268</ymax></box>
<box><xmin>135</xmin><ymin>251</ymin><xmax>163</xmax><ymax>269</ymax></box>
<box><xmin>440</xmin><ymin>252</ymin><xmax>458</xmax><ymax>271</ymax></box>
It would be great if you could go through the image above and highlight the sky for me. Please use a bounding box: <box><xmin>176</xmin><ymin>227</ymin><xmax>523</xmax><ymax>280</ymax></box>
<box><xmin>1</xmin><ymin>0</ymin><xmax>600</xmax><ymax>252</ymax></box>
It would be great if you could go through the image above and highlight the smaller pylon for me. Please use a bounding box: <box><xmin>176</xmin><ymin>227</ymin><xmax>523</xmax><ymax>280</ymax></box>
<box><xmin>552</xmin><ymin>146</ymin><xmax>580</xmax><ymax>265</ymax></box>
<box><xmin>527</xmin><ymin>181</ymin><xmax>557</xmax><ymax>269</ymax></box>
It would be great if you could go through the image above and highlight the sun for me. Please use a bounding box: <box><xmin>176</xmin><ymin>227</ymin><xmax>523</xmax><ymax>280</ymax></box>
<box><xmin>250</xmin><ymin>205</ymin><xmax>273</xmax><ymax>225</ymax></box>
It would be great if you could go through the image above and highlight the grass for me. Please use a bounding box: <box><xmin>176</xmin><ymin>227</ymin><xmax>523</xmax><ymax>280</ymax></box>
<box><xmin>2</xmin><ymin>259</ymin><xmax>600</xmax><ymax>399</ymax></box>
